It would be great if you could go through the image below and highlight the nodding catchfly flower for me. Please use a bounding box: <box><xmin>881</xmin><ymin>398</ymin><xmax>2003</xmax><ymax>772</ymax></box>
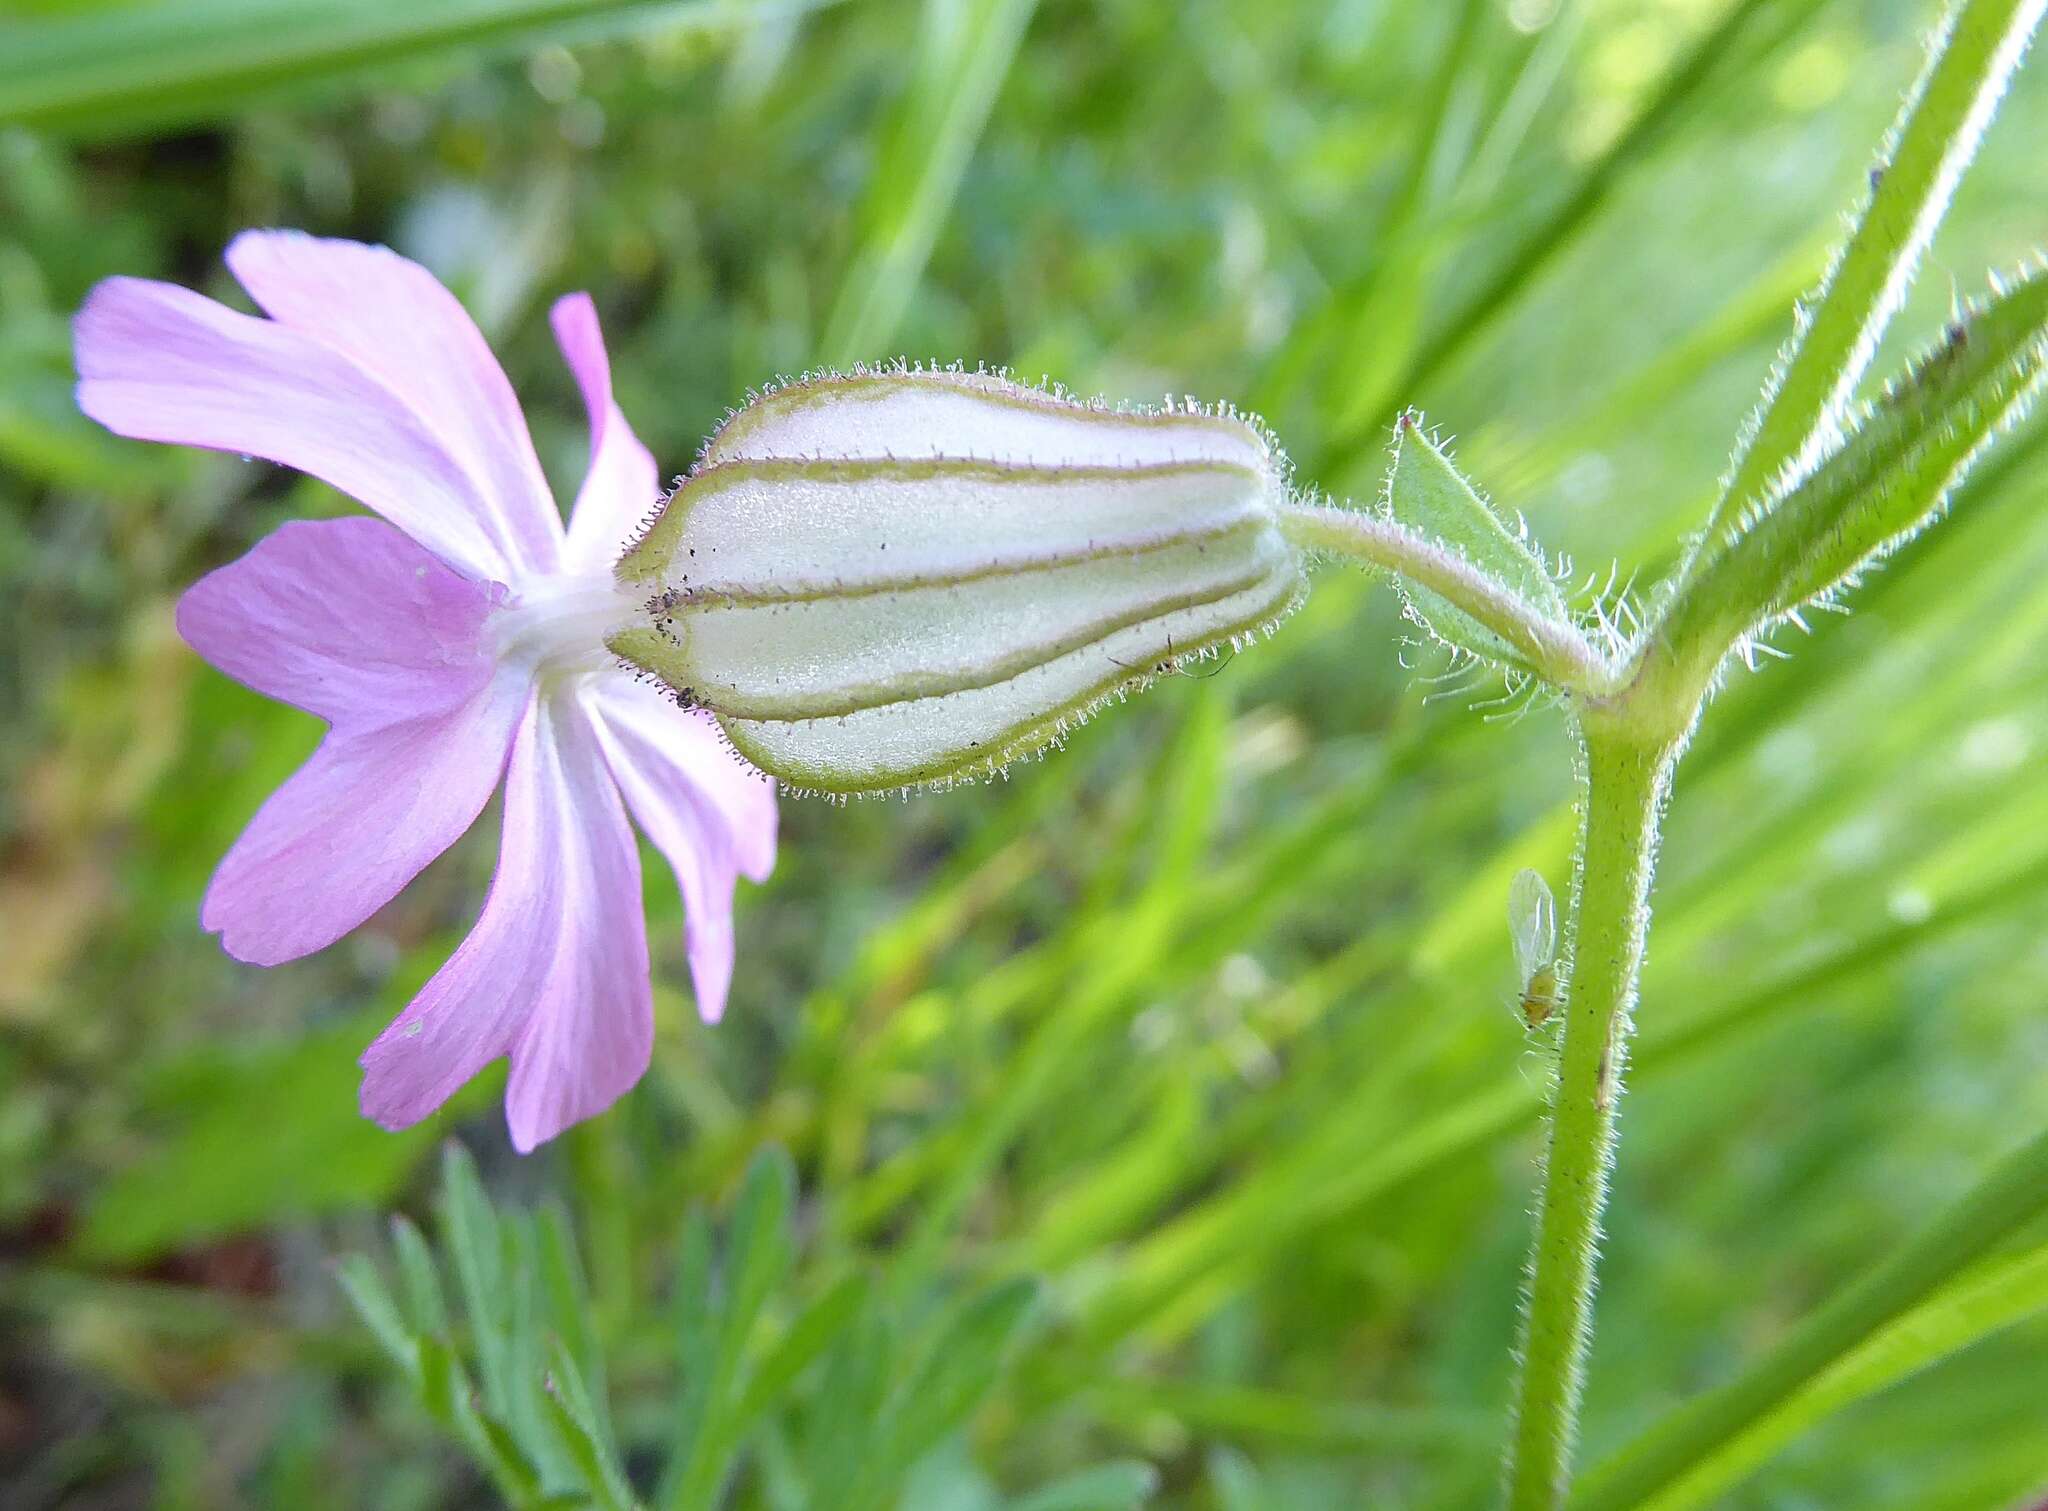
<box><xmin>610</xmin><ymin>368</ymin><xmax>1308</xmax><ymax>795</ymax></box>
<box><xmin>76</xmin><ymin>234</ymin><xmax>1315</xmax><ymax>1146</ymax></box>
<box><xmin>74</xmin><ymin>232</ymin><xmax>776</xmax><ymax>1151</ymax></box>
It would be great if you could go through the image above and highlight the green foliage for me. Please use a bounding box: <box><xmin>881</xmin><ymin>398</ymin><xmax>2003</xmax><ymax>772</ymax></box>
<box><xmin>7</xmin><ymin>0</ymin><xmax>2048</xmax><ymax>1506</ymax></box>
<box><xmin>341</xmin><ymin>1146</ymin><xmax>1132</xmax><ymax>1510</ymax></box>
<box><xmin>0</xmin><ymin>0</ymin><xmax>832</xmax><ymax>138</ymax></box>
<box><xmin>73</xmin><ymin>1009</ymin><xmax>437</xmax><ymax>1262</ymax></box>
<box><xmin>1663</xmin><ymin>263</ymin><xmax>2048</xmax><ymax>670</ymax></box>
<box><xmin>1698</xmin><ymin>0</ymin><xmax>2047</xmax><ymax>546</ymax></box>
<box><xmin>1623</xmin><ymin>1240</ymin><xmax>2048</xmax><ymax>1510</ymax></box>
<box><xmin>1381</xmin><ymin>412</ymin><xmax>1571</xmax><ymax>673</ymax></box>
<box><xmin>1573</xmin><ymin>1124</ymin><xmax>2048</xmax><ymax>1509</ymax></box>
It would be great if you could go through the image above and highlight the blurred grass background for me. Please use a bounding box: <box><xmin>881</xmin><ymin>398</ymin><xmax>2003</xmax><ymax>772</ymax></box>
<box><xmin>2</xmin><ymin>0</ymin><xmax>2046</xmax><ymax>1505</ymax></box>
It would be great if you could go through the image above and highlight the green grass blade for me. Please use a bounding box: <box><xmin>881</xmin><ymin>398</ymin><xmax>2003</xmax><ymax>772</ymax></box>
<box><xmin>0</xmin><ymin>0</ymin><xmax>835</xmax><ymax>138</ymax></box>
<box><xmin>337</xmin><ymin>1254</ymin><xmax>415</xmax><ymax>1373</ymax></box>
<box><xmin>1569</xmin><ymin>1123</ymin><xmax>2048</xmax><ymax>1511</ymax></box>
<box><xmin>1006</xmin><ymin>1460</ymin><xmax>1160</xmax><ymax>1511</ymax></box>
<box><xmin>1621</xmin><ymin>1244</ymin><xmax>2048</xmax><ymax>1510</ymax></box>
<box><xmin>417</xmin><ymin>1337</ymin><xmax>549</xmax><ymax>1504</ymax></box>
<box><xmin>858</xmin><ymin>1279</ymin><xmax>1037</xmax><ymax>1506</ymax></box>
<box><xmin>799</xmin><ymin>1295</ymin><xmax>894</xmax><ymax>1503</ymax></box>
<box><xmin>537</xmin><ymin>1204</ymin><xmax>618</xmax><ymax>1467</ymax></box>
<box><xmin>1314</xmin><ymin>0</ymin><xmax>1820</xmax><ymax>481</ymax></box>
<box><xmin>391</xmin><ymin>1214</ymin><xmax>451</xmax><ymax>1339</ymax></box>
<box><xmin>542</xmin><ymin>1340</ymin><xmax>637</xmax><ymax>1511</ymax></box>
<box><xmin>668</xmin><ymin>1149</ymin><xmax>797</xmax><ymax>1511</ymax></box>
<box><xmin>1699</xmin><ymin>0</ymin><xmax>2048</xmax><ymax>546</ymax></box>
<box><xmin>1662</xmin><ymin>265</ymin><xmax>2048</xmax><ymax>672</ymax></box>
<box><xmin>662</xmin><ymin>1209</ymin><xmax>718</xmax><ymax>1507</ymax></box>
<box><xmin>818</xmin><ymin>0</ymin><xmax>1041</xmax><ymax>365</ymax></box>
<box><xmin>732</xmin><ymin>1271</ymin><xmax>868</xmax><ymax>1430</ymax></box>
<box><xmin>439</xmin><ymin>1142</ymin><xmax>516</xmax><ymax>1422</ymax></box>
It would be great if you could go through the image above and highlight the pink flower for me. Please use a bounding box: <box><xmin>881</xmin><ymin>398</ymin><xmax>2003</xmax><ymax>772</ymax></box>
<box><xmin>75</xmin><ymin>231</ymin><xmax>777</xmax><ymax>1151</ymax></box>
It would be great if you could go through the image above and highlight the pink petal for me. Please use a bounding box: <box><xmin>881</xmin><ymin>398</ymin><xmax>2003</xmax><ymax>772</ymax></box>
<box><xmin>359</xmin><ymin>694</ymin><xmax>654</xmax><ymax>1152</ymax></box>
<box><xmin>550</xmin><ymin>293</ymin><xmax>661</xmax><ymax>572</ymax></box>
<box><xmin>176</xmin><ymin>517</ymin><xmax>503</xmax><ymax>731</ymax></box>
<box><xmin>227</xmin><ymin>231</ymin><xmax>563</xmax><ymax>575</ymax></box>
<box><xmin>201</xmin><ymin>665</ymin><xmax>531</xmax><ymax>967</ymax></box>
<box><xmin>76</xmin><ymin>275</ymin><xmax>514</xmax><ymax>580</ymax></box>
<box><xmin>588</xmin><ymin>678</ymin><xmax>777</xmax><ymax>1024</ymax></box>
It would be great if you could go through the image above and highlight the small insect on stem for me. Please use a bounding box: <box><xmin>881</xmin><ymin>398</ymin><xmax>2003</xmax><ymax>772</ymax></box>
<box><xmin>1109</xmin><ymin>635</ymin><xmax>1237</xmax><ymax>679</ymax></box>
<box><xmin>1508</xmin><ymin>867</ymin><xmax>1559</xmax><ymax>1029</ymax></box>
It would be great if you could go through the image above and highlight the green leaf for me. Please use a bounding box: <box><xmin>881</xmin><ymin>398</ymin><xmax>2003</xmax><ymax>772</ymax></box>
<box><xmin>874</xmin><ymin>1280</ymin><xmax>1038</xmax><ymax>1489</ymax></box>
<box><xmin>1205</xmin><ymin>1447</ymin><xmax>1269</xmax><ymax>1511</ymax></box>
<box><xmin>666</xmin><ymin>1208</ymin><xmax>718</xmax><ymax>1491</ymax></box>
<box><xmin>819</xmin><ymin>0</ymin><xmax>1042</xmax><ymax>363</ymax></box>
<box><xmin>417</xmin><ymin>1337</ymin><xmax>548</xmax><ymax>1503</ymax></box>
<box><xmin>1310</xmin><ymin>0</ymin><xmax>1826</xmax><ymax>481</ymax></box>
<box><xmin>667</xmin><ymin>1149</ymin><xmax>799</xmax><ymax>1510</ymax></box>
<box><xmin>505</xmin><ymin>1214</ymin><xmax>574</xmax><ymax>1486</ymax></box>
<box><xmin>1698</xmin><ymin>0</ymin><xmax>2048</xmax><ymax>546</ymax></box>
<box><xmin>1007</xmin><ymin>1461</ymin><xmax>1160</xmax><ymax>1511</ymax></box>
<box><xmin>542</xmin><ymin>1341</ymin><xmax>637</xmax><ymax>1511</ymax></box>
<box><xmin>0</xmin><ymin>0</ymin><xmax>838</xmax><ymax>139</ymax></box>
<box><xmin>732</xmin><ymin>1272</ymin><xmax>869</xmax><ymax>1430</ymax></box>
<box><xmin>439</xmin><ymin>1142</ymin><xmax>515</xmax><ymax>1422</ymax></box>
<box><xmin>1570</xmin><ymin>1123</ymin><xmax>2048</xmax><ymax>1511</ymax></box>
<box><xmin>799</xmin><ymin>1297</ymin><xmax>895</xmax><ymax>1505</ymax></box>
<box><xmin>1619</xmin><ymin>1244</ymin><xmax>2048</xmax><ymax>1510</ymax></box>
<box><xmin>1662</xmin><ymin>265</ymin><xmax>2048</xmax><ymax>670</ymax></box>
<box><xmin>391</xmin><ymin>1215</ymin><xmax>450</xmax><ymax>1340</ymax></box>
<box><xmin>337</xmin><ymin>1254</ymin><xmax>415</xmax><ymax>1374</ymax></box>
<box><xmin>538</xmin><ymin>1205</ymin><xmax>617</xmax><ymax>1462</ymax></box>
<box><xmin>71</xmin><ymin>1013</ymin><xmax>431</xmax><ymax>1263</ymax></box>
<box><xmin>1382</xmin><ymin>411</ymin><xmax>1569</xmax><ymax>670</ymax></box>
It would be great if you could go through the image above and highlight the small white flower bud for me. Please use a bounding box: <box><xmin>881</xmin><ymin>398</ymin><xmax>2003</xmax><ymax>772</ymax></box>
<box><xmin>612</xmin><ymin>368</ymin><xmax>1304</xmax><ymax>793</ymax></box>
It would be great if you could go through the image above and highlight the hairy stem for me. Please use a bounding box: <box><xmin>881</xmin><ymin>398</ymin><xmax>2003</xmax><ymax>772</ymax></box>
<box><xmin>1678</xmin><ymin>0</ymin><xmax>2044</xmax><ymax>577</ymax></box>
<box><xmin>1504</xmin><ymin>721</ymin><xmax>1674</xmax><ymax>1509</ymax></box>
<box><xmin>1276</xmin><ymin>501</ymin><xmax>1611</xmax><ymax>693</ymax></box>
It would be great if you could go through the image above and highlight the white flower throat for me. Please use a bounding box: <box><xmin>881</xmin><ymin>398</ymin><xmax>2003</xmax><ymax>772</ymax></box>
<box><xmin>492</xmin><ymin>569</ymin><xmax>642</xmax><ymax>683</ymax></box>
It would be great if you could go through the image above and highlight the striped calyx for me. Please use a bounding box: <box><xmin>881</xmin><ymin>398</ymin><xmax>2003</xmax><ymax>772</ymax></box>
<box><xmin>612</xmin><ymin>367</ymin><xmax>1304</xmax><ymax>794</ymax></box>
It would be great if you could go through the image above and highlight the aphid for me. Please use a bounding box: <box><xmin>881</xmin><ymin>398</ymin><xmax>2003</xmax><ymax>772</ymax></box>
<box><xmin>1508</xmin><ymin>867</ymin><xmax>1559</xmax><ymax>1029</ymax></box>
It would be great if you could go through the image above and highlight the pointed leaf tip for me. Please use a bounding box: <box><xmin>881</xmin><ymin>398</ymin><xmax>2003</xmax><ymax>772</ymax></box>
<box><xmin>1384</xmin><ymin>414</ymin><xmax>1571</xmax><ymax>671</ymax></box>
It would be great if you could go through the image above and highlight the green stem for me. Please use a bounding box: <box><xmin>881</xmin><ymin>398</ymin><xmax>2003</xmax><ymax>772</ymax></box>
<box><xmin>1673</xmin><ymin>0</ymin><xmax>2046</xmax><ymax>586</ymax></box>
<box><xmin>1276</xmin><ymin>501</ymin><xmax>1611</xmax><ymax>694</ymax></box>
<box><xmin>1569</xmin><ymin>1119</ymin><xmax>2048</xmax><ymax>1510</ymax></box>
<box><xmin>1504</xmin><ymin>720</ymin><xmax>1675</xmax><ymax>1509</ymax></box>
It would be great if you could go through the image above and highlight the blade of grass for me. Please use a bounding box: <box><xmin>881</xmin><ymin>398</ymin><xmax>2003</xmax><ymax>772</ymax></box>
<box><xmin>0</xmin><ymin>0</ymin><xmax>843</xmax><ymax>138</ymax></box>
<box><xmin>1660</xmin><ymin>266</ymin><xmax>2048</xmax><ymax>680</ymax></box>
<box><xmin>818</xmin><ymin>0</ymin><xmax>1041</xmax><ymax>365</ymax></box>
<box><xmin>1071</xmin><ymin>839</ymin><xmax>2048</xmax><ymax>1349</ymax></box>
<box><xmin>1625</xmin><ymin>1245</ymin><xmax>2048</xmax><ymax>1510</ymax></box>
<box><xmin>1694</xmin><ymin>0</ymin><xmax>2047</xmax><ymax>550</ymax></box>
<box><xmin>1312</xmin><ymin>0</ymin><xmax>1824</xmax><ymax>482</ymax></box>
<box><xmin>1569</xmin><ymin>1127</ymin><xmax>2048</xmax><ymax>1511</ymax></box>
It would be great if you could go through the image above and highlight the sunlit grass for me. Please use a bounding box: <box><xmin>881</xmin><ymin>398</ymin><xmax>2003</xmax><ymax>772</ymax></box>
<box><xmin>2</xmin><ymin>0</ymin><xmax>2045</xmax><ymax>1506</ymax></box>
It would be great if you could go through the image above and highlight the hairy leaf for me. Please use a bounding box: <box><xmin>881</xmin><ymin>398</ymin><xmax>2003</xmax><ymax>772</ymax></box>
<box><xmin>1661</xmin><ymin>264</ymin><xmax>2048</xmax><ymax>669</ymax></box>
<box><xmin>1382</xmin><ymin>412</ymin><xmax>1570</xmax><ymax>672</ymax></box>
<box><xmin>1699</xmin><ymin>0</ymin><xmax>2047</xmax><ymax>545</ymax></box>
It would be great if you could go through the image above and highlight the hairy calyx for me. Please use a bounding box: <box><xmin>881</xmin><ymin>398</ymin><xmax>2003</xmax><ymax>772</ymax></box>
<box><xmin>613</xmin><ymin>369</ymin><xmax>1305</xmax><ymax>794</ymax></box>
